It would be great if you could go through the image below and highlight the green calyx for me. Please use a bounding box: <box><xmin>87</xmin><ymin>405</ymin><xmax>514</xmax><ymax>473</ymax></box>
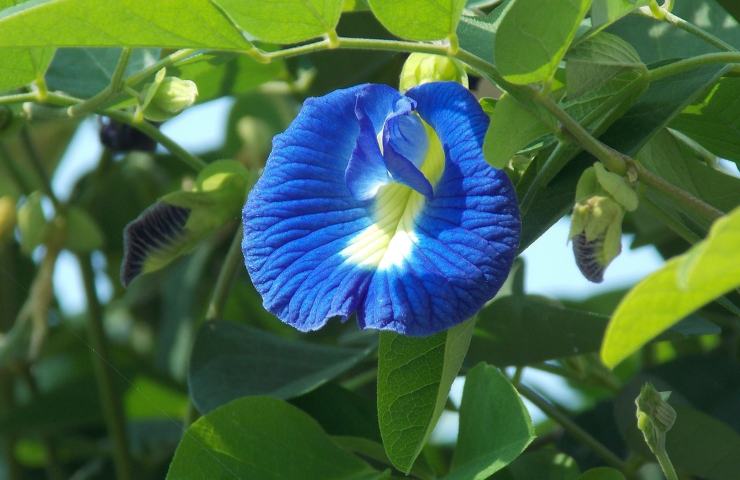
<box><xmin>140</xmin><ymin>68</ymin><xmax>199</xmax><ymax>122</ymax></box>
<box><xmin>569</xmin><ymin>163</ymin><xmax>640</xmax><ymax>282</ymax></box>
<box><xmin>399</xmin><ymin>53</ymin><xmax>468</xmax><ymax>92</ymax></box>
<box><xmin>636</xmin><ymin>382</ymin><xmax>676</xmax><ymax>455</ymax></box>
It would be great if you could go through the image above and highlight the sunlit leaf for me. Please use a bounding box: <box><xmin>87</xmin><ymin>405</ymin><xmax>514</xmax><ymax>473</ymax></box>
<box><xmin>601</xmin><ymin>206</ymin><xmax>740</xmax><ymax>367</ymax></box>
<box><xmin>0</xmin><ymin>46</ymin><xmax>54</xmax><ymax>91</ymax></box>
<box><xmin>377</xmin><ymin>318</ymin><xmax>475</xmax><ymax>473</ymax></box>
<box><xmin>368</xmin><ymin>0</ymin><xmax>466</xmax><ymax>41</ymax></box>
<box><xmin>213</xmin><ymin>0</ymin><xmax>344</xmax><ymax>44</ymax></box>
<box><xmin>483</xmin><ymin>94</ymin><xmax>550</xmax><ymax>169</ymax></box>
<box><xmin>0</xmin><ymin>0</ymin><xmax>250</xmax><ymax>49</ymax></box>
<box><xmin>495</xmin><ymin>0</ymin><xmax>591</xmax><ymax>84</ymax></box>
<box><xmin>167</xmin><ymin>397</ymin><xmax>378</xmax><ymax>479</ymax></box>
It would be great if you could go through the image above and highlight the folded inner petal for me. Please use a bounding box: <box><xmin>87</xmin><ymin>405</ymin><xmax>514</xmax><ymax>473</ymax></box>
<box><xmin>340</xmin><ymin>118</ymin><xmax>445</xmax><ymax>271</ymax></box>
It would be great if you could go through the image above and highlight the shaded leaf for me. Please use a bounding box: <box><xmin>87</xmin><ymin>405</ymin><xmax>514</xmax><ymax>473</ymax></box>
<box><xmin>63</xmin><ymin>206</ymin><xmax>104</xmax><ymax>253</ymax></box>
<box><xmin>578</xmin><ymin>467</ymin><xmax>625</xmax><ymax>480</ymax></box>
<box><xmin>565</xmin><ymin>31</ymin><xmax>645</xmax><ymax>99</ymax></box>
<box><xmin>447</xmin><ymin>363</ymin><xmax>534</xmax><ymax>480</ymax></box>
<box><xmin>671</xmin><ymin>77</ymin><xmax>740</xmax><ymax>164</ymax></box>
<box><xmin>46</xmin><ymin>48</ymin><xmax>159</xmax><ymax>98</ymax></box>
<box><xmin>0</xmin><ymin>46</ymin><xmax>54</xmax><ymax>91</ymax></box>
<box><xmin>587</xmin><ymin>0</ymin><xmax>648</xmax><ymax>38</ymax></box>
<box><xmin>601</xmin><ymin>206</ymin><xmax>740</xmax><ymax>367</ymax></box>
<box><xmin>493</xmin><ymin>448</ymin><xmax>580</xmax><ymax>480</ymax></box>
<box><xmin>377</xmin><ymin>318</ymin><xmax>475</xmax><ymax>473</ymax></box>
<box><xmin>608</xmin><ymin>1</ymin><xmax>739</xmax><ymax>63</ymax></box>
<box><xmin>189</xmin><ymin>321</ymin><xmax>372</xmax><ymax>413</ymax></box>
<box><xmin>17</xmin><ymin>191</ymin><xmax>46</xmax><ymax>254</ymax></box>
<box><xmin>167</xmin><ymin>397</ymin><xmax>378</xmax><ymax>479</ymax></box>
<box><xmin>169</xmin><ymin>52</ymin><xmax>287</xmax><ymax>103</ymax></box>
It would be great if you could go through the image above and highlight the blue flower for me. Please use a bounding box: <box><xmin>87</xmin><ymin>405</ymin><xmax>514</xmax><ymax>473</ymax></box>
<box><xmin>242</xmin><ymin>82</ymin><xmax>520</xmax><ymax>336</ymax></box>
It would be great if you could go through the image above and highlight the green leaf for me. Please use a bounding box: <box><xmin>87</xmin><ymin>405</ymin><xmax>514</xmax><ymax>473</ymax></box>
<box><xmin>495</xmin><ymin>0</ymin><xmax>592</xmax><ymax>84</ymax></box>
<box><xmin>577</xmin><ymin>467</ymin><xmax>625</xmax><ymax>480</ymax></box>
<box><xmin>169</xmin><ymin>52</ymin><xmax>286</xmax><ymax>103</ymax></box>
<box><xmin>446</xmin><ymin>364</ymin><xmax>534</xmax><ymax>480</ymax></box>
<box><xmin>213</xmin><ymin>0</ymin><xmax>343</xmax><ymax>44</ymax></box>
<box><xmin>188</xmin><ymin>321</ymin><xmax>372</xmax><ymax>413</ymax></box>
<box><xmin>0</xmin><ymin>46</ymin><xmax>54</xmax><ymax>91</ymax></box>
<box><xmin>46</xmin><ymin>48</ymin><xmax>159</xmax><ymax>98</ymax></box>
<box><xmin>377</xmin><ymin>318</ymin><xmax>475</xmax><ymax>473</ymax></box>
<box><xmin>601</xmin><ymin>206</ymin><xmax>740</xmax><ymax>367</ymax></box>
<box><xmin>494</xmin><ymin>448</ymin><xmax>580</xmax><ymax>480</ymax></box>
<box><xmin>637</xmin><ymin>130</ymin><xmax>740</xmax><ymax>228</ymax></box>
<box><xmin>63</xmin><ymin>207</ymin><xmax>104</xmax><ymax>253</ymax></box>
<box><xmin>468</xmin><ymin>295</ymin><xmax>609</xmax><ymax>366</ymax></box>
<box><xmin>565</xmin><ymin>31</ymin><xmax>645</xmax><ymax>99</ymax></box>
<box><xmin>456</xmin><ymin>5</ymin><xmax>509</xmax><ymax>65</ymax></box>
<box><xmin>483</xmin><ymin>94</ymin><xmax>550</xmax><ymax>169</ymax></box>
<box><xmin>671</xmin><ymin>77</ymin><xmax>740</xmax><ymax>164</ymax></box>
<box><xmin>608</xmin><ymin>1</ymin><xmax>740</xmax><ymax>63</ymax></box>
<box><xmin>519</xmin><ymin>63</ymin><xmax>720</xmax><ymax>252</ymax></box>
<box><xmin>167</xmin><ymin>397</ymin><xmax>378</xmax><ymax>480</ymax></box>
<box><xmin>368</xmin><ymin>0</ymin><xmax>466</xmax><ymax>41</ymax></box>
<box><xmin>0</xmin><ymin>0</ymin><xmax>250</xmax><ymax>49</ymax></box>
<box><xmin>587</xmin><ymin>0</ymin><xmax>648</xmax><ymax>38</ymax></box>
<box><xmin>17</xmin><ymin>191</ymin><xmax>46</xmax><ymax>254</ymax></box>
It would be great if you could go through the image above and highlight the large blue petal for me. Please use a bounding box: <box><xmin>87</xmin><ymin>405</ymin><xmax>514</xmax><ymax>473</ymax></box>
<box><xmin>243</xmin><ymin>84</ymin><xmax>398</xmax><ymax>331</ymax></box>
<box><xmin>359</xmin><ymin>82</ymin><xmax>520</xmax><ymax>335</ymax></box>
<box><xmin>243</xmin><ymin>82</ymin><xmax>520</xmax><ymax>336</ymax></box>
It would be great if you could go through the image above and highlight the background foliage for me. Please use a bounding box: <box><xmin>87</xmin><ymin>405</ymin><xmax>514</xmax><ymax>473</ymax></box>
<box><xmin>0</xmin><ymin>0</ymin><xmax>739</xmax><ymax>479</ymax></box>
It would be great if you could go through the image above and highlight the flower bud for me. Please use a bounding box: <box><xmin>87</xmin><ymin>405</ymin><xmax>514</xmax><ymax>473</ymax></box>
<box><xmin>399</xmin><ymin>53</ymin><xmax>468</xmax><ymax>92</ymax></box>
<box><xmin>570</xmin><ymin>195</ymin><xmax>624</xmax><ymax>283</ymax></box>
<box><xmin>635</xmin><ymin>383</ymin><xmax>676</xmax><ymax>454</ymax></box>
<box><xmin>0</xmin><ymin>195</ymin><xmax>17</xmax><ymax>244</ymax></box>
<box><xmin>141</xmin><ymin>69</ymin><xmax>198</xmax><ymax>122</ymax></box>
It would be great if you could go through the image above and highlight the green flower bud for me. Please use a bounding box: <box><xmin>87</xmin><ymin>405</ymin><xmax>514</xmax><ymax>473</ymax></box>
<box><xmin>635</xmin><ymin>383</ymin><xmax>676</xmax><ymax>455</ymax></box>
<box><xmin>593</xmin><ymin>163</ymin><xmax>638</xmax><ymax>212</ymax></box>
<box><xmin>399</xmin><ymin>53</ymin><xmax>468</xmax><ymax>92</ymax></box>
<box><xmin>141</xmin><ymin>68</ymin><xmax>198</xmax><ymax>122</ymax></box>
<box><xmin>0</xmin><ymin>195</ymin><xmax>17</xmax><ymax>244</ymax></box>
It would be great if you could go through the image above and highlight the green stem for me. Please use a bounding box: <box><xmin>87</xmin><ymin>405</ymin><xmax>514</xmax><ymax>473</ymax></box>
<box><xmin>648</xmin><ymin>52</ymin><xmax>740</xmax><ymax>83</ymax></box>
<box><xmin>517</xmin><ymin>383</ymin><xmax>628</xmax><ymax>471</ymax></box>
<box><xmin>68</xmin><ymin>48</ymin><xmax>133</xmax><ymax>117</ymax></box>
<box><xmin>124</xmin><ymin>48</ymin><xmax>197</xmax><ymax>88</ymax></box>
<box><xmin>660</xmin><ymin>9</ymin><xmax>736</xmax><ymax>52</ymax></box>
<box><xmin>41</xmin><ymin>92</ymin><xmax>207</xmax><ymax>172</ymax></box>
<box><xmin>634</xmin><ymin>162</ymin><xmax>724</xmax><ymax>223</ymax></box>
<box><xmin>655</xmin><ymin>449</ymin><xmax>679</xmax><ymax>480</ymax></box>
<box><xmin>204</xmin><ymin>225</ymin><xmax>243</xmax><ymax>323</ymax></box>
<box><xmin>19</xmin><ymin>128</ymin><xmax>62</xmax><ymax>210</ymax></box>
<box><xmin>0</xmin><ymin>92</ymin><xmax>37</xmax><ymax>105</ymax></box>
<box><xmin>112</xmin><ymin>111</ymin><xmax>207</xmax><ymax>171</ymax></box>
<box><xmin>77</xmin><ymin>254</ymin><xmax>133</xmax><ymax>480</ymax></box>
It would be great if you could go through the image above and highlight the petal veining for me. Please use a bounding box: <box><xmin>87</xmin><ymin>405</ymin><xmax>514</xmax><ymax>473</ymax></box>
<box><xmin>243</xmin><ymin>82</ymin><xmax>520</xmax><ymax>336</ymax></box>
